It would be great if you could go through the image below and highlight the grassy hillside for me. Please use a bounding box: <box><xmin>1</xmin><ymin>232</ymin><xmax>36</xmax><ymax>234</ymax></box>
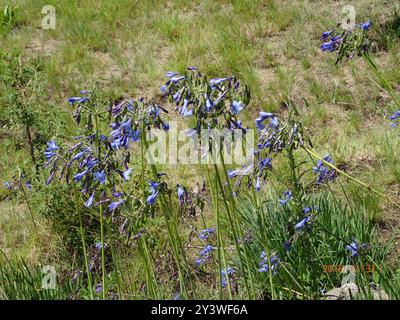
<box><xmin>0</xmin><ymin>0</ymin><xmax>400</xmax><ymax>300</ymax></box>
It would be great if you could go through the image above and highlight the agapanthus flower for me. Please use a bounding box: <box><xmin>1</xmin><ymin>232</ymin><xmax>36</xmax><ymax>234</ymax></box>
<box><xmin>198</xmin><ymin>228</ymin><xmax>216</xmax><ymax>240</ymax></box>
<box><xmin>4</xmin><ymin>181</ymin><xmax>12</xmax><ymax>190</ymax></box>
<box><xmin>279</xmin><ymin>190</ymin><xmax>292</xmax><ymax>206</ymax></box>
<box><xmin>85</xmin><ymin>192</ymin><xmax>95</xmax><ymax>208</ymax></box>
<box><xmin>95</xmin><ymin>283</ymin><xmax>103</xmax><ymax>293</ymax></box>
<box><xmin>346</xmin><ymin>240</ymin><xmax>370</xmax><ymax>258</ymax></box>
<box><xmin>74</xmin><ymin>170</ymin><xmax>89</xmax><ymax>182</ymax></box>
<box><xmin>320</xmin><ymin>21</ymin><xmax>372</xmax><ymax>63</ymax></box>
<box><xmin>95</xmin><ymin>242</ymin><xmax>106</xmax><ymax>250</ymax></box>
<box><xmin>147</xmin><ymin>181</ymin><xmax>160</xmax><ymax>205</ymax></box>
<box><xmin>360</xmin><ymin>21</ymin><xmax>372</xmax><ymax>31</ymax></box>
<box><xmin>162</xmin><ymin>68</ymin><xmax>250</xmax><ymax>132</ymax></box>
<box><xmin>68</xmin><ymin>96</ymin><xmax>89</xmax><ymax>105</ymax></box>
<box><xmin>122</xmin><ymin>168</ymin><xmax>132</xmax><ymax>181</ymax></box>
<box><xmin>195</xmin><ymin>244</ymin><xmax>214</xmax><ymax>267</ymax></box>
<box><xmin>227</xmin><ymin>164</ymin><xmax>253</xmax><ymax>179</ymax></box>
<box><xmin>231</xmin><ymin>100</ymin><xmax>244</xmax><ymax>114</ymax></box>
<box><xmin>258</xmin><ymin>252</ymin><xmax>280</xmax><ymax>274</ymax></box>
<box><xmin>255</xmin><ymin>177</ymin><xmax>261</xmax><ymax>192</ymax></box>
<box><xmin>108</xmin><ymin>199</ymin><xmax>125</xmax><ymax>211</ymax></box>
<box><xmin>166</xmin><ymin>71</ymin><xmax>179</xmax><ymax>78</ymax></box>
<box><xmin>221</xmin><ymin>267</ymin><xmax>234</xmax><ymax>288</ymax></box>
<box><xmin>283</xmin><ymin>240</ymin><xmax>292</xmax><ymax>252</ymax></box>
<box><xmin>255</xmin><ymin>112</ymin><xmax>277</xmax><ymax>131</ymax></box>
<box><xmin>25</xmin><ymin>181</ymin><xmax>32</xmax><ymax>190</ymax></box>
<box><xmin>390</xmin><ymin>111</ymin><xmax>400</xmax><ymax>127</ymax></box>
<box><xmin>313</xmin><ymin>154</ymin><xmax>336</xmax><ymax>184</ymax></box>
<box><xmin>177</xmin><ymin>185</ymin><xmax>185</xmax><ymax>203</ymax></box>
<box><xmin>321</xmin><ymin>30</ymin><xmax>333</xmax><ymax>40</ymax></box>
<box><xmin>94</xmin><ymin>171</ymin><xmax>106</xmax><ymax>185</ymax></box>
<box><xmin>209</xmin><ymin>77</ymin><xmax>228</xmax><ymax>86</ymax></box>
<box><xmin>294</xmin><ymin>216</ymin><xmax>310</xmax><ymax>230</ymax></box>
<box><xmin>44</xmin><ymin>140</ymin><xmax>59</xmax><ymax>159</ymax></box>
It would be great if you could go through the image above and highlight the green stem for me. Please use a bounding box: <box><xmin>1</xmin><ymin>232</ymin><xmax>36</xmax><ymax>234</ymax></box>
<box><xmin>362</xmin><ymin>53</ymin><xmax>400</xmax><ymax>109</ymax></box>
<box><xmin>99</xmin><ymin>204</ymin><xmax>106</xmax><ymax>299</ymax></box>
<box><xmin>303</xmin><ymin>146</ymin><xmax>400</xmax><ymax>209</ymax></box>
<box><xmin>74</xmin><ymin>188</ymin><xmax>94</xmax><ymax>299</ymax></box>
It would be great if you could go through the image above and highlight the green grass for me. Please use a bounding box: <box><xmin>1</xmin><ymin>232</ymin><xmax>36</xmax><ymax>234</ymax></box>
<box><xmin>1</xmin><ymin>0</ymin><xmax>400</xmax><ymax>300</ymax></box>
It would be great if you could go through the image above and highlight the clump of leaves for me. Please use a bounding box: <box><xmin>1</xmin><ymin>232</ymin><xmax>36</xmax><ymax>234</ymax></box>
<box><xmin>0</xmin><ymin>52</ymin><xmax>55</xmax><ymax>174</ymax></box>
<box><xmin>0</xmin><ymin>5</ymin><xmax>18</xmax><ymax>35</ymax></box>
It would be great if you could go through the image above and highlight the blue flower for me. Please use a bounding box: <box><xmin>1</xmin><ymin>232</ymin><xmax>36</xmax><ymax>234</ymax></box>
<box><xmin>320</xmin><ymin>36</ymin><xmax>342</xmax><ymax>52</ymax></box>
<box><xmin>177</xmin><ymin>185</ymin><xmax>185</xmax><ymax>202</ymax></box>
<box><xmin>198</xmin><ymin>228</ymin><xmax>216</xmax><ymax>240</ymax></box>
<box><xmin>195</xmin><ymin>244</ymin><xmax>214</xmax><ymax>267</ymax></box>
<box><xmin>313</xmin><ymin>154</ymin><xmax>336</xmax><ymax>184</ymax></box>
<box><xmin>108</xmin><ymin>199</ymin><xmax>125</xmax><ymax>211</ymax></box>
<box><xmin>170</xmin><ymin>75</ymin><xmax>186</xmax><ymax>83</ymax></box>
<box><xmin>303</xmin><ymin>207</ymin><xmax>311</xmax><ymax>214</ymax></box>
<box><xmin>95</xmin><ymin>283</ymin><xmax>102</xmax><ymax>293</ymax></box>
<box><xmin>227</xmin><ymin>169</ymin><xmax>239</xmax><ymax>179</ymax></box>
<box><xmin>147</xmin><ymin>181</ymin><xmax>160</xmax><ymax>205</ymax></box>
<box><xmin>255</xmin><ymin>177</ymin><xmax>261</xmax><ymax>192</ymax></box>
<box><xmin>294</xmin><ymin>216</ymin><xmax>310</xmax><ymax>230</ymax></box>
<box><xmin>160</xmin><ymin>85</ymin><xmax>167</xmax><ymax>94</ymax></box>
<box><xmin>278</xmin><ymin>190</ymin><xmax>292</xmax><ymax>206</ymax></box>
<box><xmin>321</xmin><ymin>30</ymin><xmax>333</xmax><ymax>40</ymax></box>
<box><xmin>4</xmin><ymin>181</ymin><xmax>12</xmax><ymax>190</ymax></box>
<box><xmin>94</xmin><ymin>171</ymin><xmax>106</xmax><ymax>184</ymax></box>
<box><xmin>95</xmin><ymin>242</ymin><xmax>105</xmax><ymax>250</ymax></box>
<box><xmin>390</xmin><ymin>110</ymin><xmax>400</xmax><ymax>127</ymax></box>
<box><xmin>221</xmin><ymin>267</ymin><xmax>234</xmax><ymax>288</ymax></box>
<box><xmin>85</xmin><ymin>192</ymin><xmax>95</xmax><ymax>208</ymax></box>
<box><xmin>44</xmin><ymin>140</ymin><xmax>59</xmax><ymax>159</ymax></box>
<box><xmin>283</xmin><ymin>240</ymin><xmax>292</xmax><ymax>252</ymax></box>
<box><xmin>179</xmin><ymin>99</ymin><xmax>193</xmax><ymax>117</ymax></box>
<box><xmin>147</xmin><ymin>191</ymin><xmax>159</xmax><ymax>205</ymax></box>
<box><xmin>259</xmin><ymin>157</ymin><xmax>273</xmax><ymax>171</ymax></box>
<box><xmin>68</xmin><ymin>97</ymin><xmax>89</xmax><ymax>105</ymax></box>
<box><xmin>231</xmin><ymin>100</ymin><xmax>244</xmax><ymax>114</ymax></box>
<box><xmin>47</xmin><ymin>140</ymin><xmax>59</xmax><ymax>151</ymax></box>
<box><xmin>209</xmin><ymin>77</ymin><xmax>228</xmax><ymax>86</ymax></box>
<box><xmin>258</xmin><ymin>252</ymin><xmax>280</xmax><ymax>274</ymax></box>
<box><xmin>165</xmin><ymin>71</ymin><xmax>179</xmax><ymax>78</ymax></box>
<box><xmin>346</xmin><ymin>240</ymin><xmax>369</xmax><ymax>258</ymax></box>
<box><xmin>162</xmin><ymin>122</ymin><xmax>170</xmax><ymax>131</ymax></box>
<box><xmin>255</xmin><ymin>112</ymin><xmax>277</xmax><ymax>130</ymax></box>
<box><xmin>360</xmin><ymin>21</ymin><xmax>372</xmax><ymax>31</ymax></box>
<box><xmin>71</xmin><ymin>150</ymin><xmax>87</xmax><ymax>162</ymax></box>
<box><xmin>74</xmin><ymin>170</ymin><xmax>89</xmax><ymax>182</ymax></box>
<box><xmin>122</xmin><ymin>168</ymin><xmax>132</xmax><ymax>181</ymax></box>
<box><xmin>25</xmin><ymin>181</ymin><xmax>32</xmax><ymax>190</ymax></box>
<box><xmin>206</xmin><ymin>99</ymin><xmax>213</xmax><ymax>112</ymax></box>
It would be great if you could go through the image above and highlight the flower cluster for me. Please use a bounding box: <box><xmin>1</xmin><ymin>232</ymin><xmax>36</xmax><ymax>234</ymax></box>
<box><xmin>278</xmin><ymin>190</ymin><xmax>292</xmax><ymax>206</ymax></box>
<box><xmin>3</xmin><ymin>174</ymin><xmax>32</xmax><ymax>192</ymax></box>
<box><xmin>161</xmin><ymin>67</ymin><xmax>250</xmax><ymax>132</ymax></box>
<box><xmin>221</xmin><ymin>266</ymin><xmax>234</xmax><ymax>288</ymax></box>
<box><xmin>258</xmin><ymin>251</ymin><xmax>280</xmax><ymax>274</ymax></box>
<box><xmin>195</xmin><ymin>244</ymin><xmax>215</xmax><ymax>267</ymax></box>
<box><xmin>44</xmin><ymin>91</ymin><xmax>140</xmax><ymax>216</ymax></box>
<box><xmin>390</xmin><ymin>111</ymin><xmax>400</xmax><ymax>127</ymax></box>
<box><xmin>313</xmin><ymin>154</ymin><xmax>337</xmax><ymax>184</ymax></box>
<box><xmin>320</xmin><ymin>21</ymin><xmax>372</xmax><ymax>64</ymax></box>
<box><xmin>110</xmin><ymin>98</ymin><xmax>170</xmax><ymax>150</ymax></box>
<box><xmin>346</xmin><ymin>239</ymin><xmax>370</xmax><ymax>258</ymax></box>
<box><xmin>198</xmin><ymin>227</ymin><xmax>216</xmax><ymax>240</ymax></box>
<box><xmin>294</xmin><ymin>206</ymin><xmax>317</xmax><ymax>230</ymax></box>
<box><xmin>195</xmin><ymin>225</ymin><xmax>216</xmax><ymax>267</ymax></box>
